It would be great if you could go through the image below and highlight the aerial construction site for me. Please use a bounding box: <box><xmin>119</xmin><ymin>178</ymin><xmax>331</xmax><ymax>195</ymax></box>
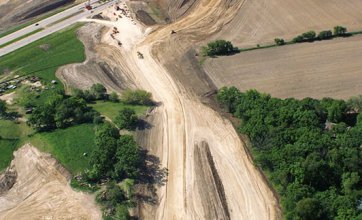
<box><xmin>0</xmin><ymin>0</ymin><xmax>362</xmax><ymax>219</ymax></box>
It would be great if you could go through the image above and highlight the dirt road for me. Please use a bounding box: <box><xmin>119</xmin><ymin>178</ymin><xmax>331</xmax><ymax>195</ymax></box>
<box><xmin>0</xmin><ymin>144</ymin><xmax>101</xmax><ymax>220</ymax></box>
<box><xmin>61</xmin><ymin>0</ymin><xmax>279</xmax><ymax>219</ymax></box>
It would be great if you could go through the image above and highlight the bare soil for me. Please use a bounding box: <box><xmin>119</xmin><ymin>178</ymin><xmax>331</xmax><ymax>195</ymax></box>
<box><xmin>0</xmin><ymin>144</ymin><xmax>101</xmax><ymax>220</ymax></box>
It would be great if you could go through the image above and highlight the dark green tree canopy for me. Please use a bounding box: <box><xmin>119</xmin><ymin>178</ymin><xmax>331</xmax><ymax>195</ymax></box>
<box><xmin>217</xmin><ymin>87</ymin><xmax>362</xmax><ymax>219</ymax></box>
<box><xmin>115</xmin><ymin>108</ymin><xmax>138</xmax><ymax>130</ymax></box>
<box><xmin>202</xmin><ymin>40</ymin><xmax>234</xmax><ymax>56</ymax></box>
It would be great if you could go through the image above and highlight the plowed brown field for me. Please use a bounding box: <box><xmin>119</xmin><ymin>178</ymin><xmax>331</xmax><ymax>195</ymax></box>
<box><xmin>204</xmin><ymin>35</ymin><xmax>362</xmax><ymax>99</ymax></box>
<box><xmin>211</xmin><ymin>0</ymin><xmax>362</xmax><ymax>47</ymax></box>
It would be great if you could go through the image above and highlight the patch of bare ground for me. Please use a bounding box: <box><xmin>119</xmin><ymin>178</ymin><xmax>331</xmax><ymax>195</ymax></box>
<box><xmin>0</xmin><ymin>144</ymin><xmax>101</xmax><ymax>220</ymax></box>
<box><xmin>211</xmin><ymin>0</ymin><xmax>362</xmax><ymax>47</ymax></box>
<box><xmin>204</xmin><ymin>35</ymin><xmax>362</xmax><ymax>99</ymax></box>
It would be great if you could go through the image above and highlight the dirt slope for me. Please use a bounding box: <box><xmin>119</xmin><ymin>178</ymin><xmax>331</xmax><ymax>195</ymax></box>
<box><xmin>211</xmin><ymin>0</ymin><xmax>362</xmax><ymax>47</ymax></box>
<box><xmin>0</xmin><ymin>144</ymin><xmax>101</xmax><ymax>220</ymax></box>
<box><xmin>59</xmin><ymin>0</ymin><xmax>279</xmax><ymax>219</ymax></box>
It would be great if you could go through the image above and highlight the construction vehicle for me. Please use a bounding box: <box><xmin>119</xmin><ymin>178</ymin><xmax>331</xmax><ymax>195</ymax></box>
<box><xmin>85</xmin><ymin>0</ymin><xmax>92</xmax><ymax>10</ymax></box>
<box><xmin>137</xmin><ymin>52</ymin><xmax>144</xmax><ymax>59</ymax></box>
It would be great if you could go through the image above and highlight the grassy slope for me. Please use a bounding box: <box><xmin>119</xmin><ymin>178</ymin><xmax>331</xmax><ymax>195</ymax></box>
<box><xmin>29</xmin><ymin>124</ymin><xmax>96</xmax><ymax>174</ymax></box>
<box><xmin>90</xmin><ymin>101</ymin><xmax>149</xmax><ymax>121</ymax></box>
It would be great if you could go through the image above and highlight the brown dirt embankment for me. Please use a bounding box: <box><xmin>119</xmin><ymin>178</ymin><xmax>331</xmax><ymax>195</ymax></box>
<box><xmin>0</xmin><ymin>144</ymin><xmax>101</xmax><ymax>220</ymax></box>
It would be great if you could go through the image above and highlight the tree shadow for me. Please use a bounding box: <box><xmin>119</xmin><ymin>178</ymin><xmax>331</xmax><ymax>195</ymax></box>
<box><xmin>136</xmin><ymin>119</ymin><xmax>153</xmax><ymax>131</ymax></box>
<box><xmin>135</xmin><ymin>150</ymin><xmax>168</xmax><ymax>205</ymax></box>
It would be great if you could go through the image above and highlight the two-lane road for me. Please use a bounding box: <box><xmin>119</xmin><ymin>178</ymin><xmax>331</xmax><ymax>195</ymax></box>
<box><xmin>0</xmin><ymin>0</ymin><xmax>116</xmax><ymax>57</ymax></box>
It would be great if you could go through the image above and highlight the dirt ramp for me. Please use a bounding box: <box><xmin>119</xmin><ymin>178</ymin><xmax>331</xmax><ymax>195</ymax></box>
<box><xmin>194</xmin><ymin>141</ymin><xmax>230</xmax><ymax>220</ymax></box>
<box><xmin>0</xmin><ymin>144</ymin><xmax>101</xmax><ymax>220</ymax></box>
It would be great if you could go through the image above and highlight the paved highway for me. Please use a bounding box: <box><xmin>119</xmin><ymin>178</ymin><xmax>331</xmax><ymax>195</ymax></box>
<box><xmin>0</xmin><ymin>0</ymin><xmax>116</xmax><ymax>57</ymax></box>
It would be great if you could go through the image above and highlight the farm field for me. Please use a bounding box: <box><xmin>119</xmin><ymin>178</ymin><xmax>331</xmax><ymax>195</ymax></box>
<box><xmin>211</xmin><ymin>0</ymin><xmax>362</xmax><ymax>47</ymax></box>
<box><xmin>204</xmin><ymin>35</ymin><xmax>362</xmax><ymax>99</ymax></box>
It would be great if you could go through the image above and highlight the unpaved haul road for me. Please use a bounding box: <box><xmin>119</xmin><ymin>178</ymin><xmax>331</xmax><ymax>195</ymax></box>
<box><xmin>88</xmin><ymin>0</ymin><xmax>280</xmax><ymax>219</ymax></box>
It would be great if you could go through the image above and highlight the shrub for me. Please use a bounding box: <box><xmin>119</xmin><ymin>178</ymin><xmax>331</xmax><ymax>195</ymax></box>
<box><xmin>274</xmin><ymin>38</ymin><xmax>285</xmax><ymax>45</ymax></box>
<box><xmin>302</xmin><ymin>31</ymin><xmax>316</xmax><ymax>41</ymax></box>
<box><xmin>201</xmin><ymin>39</ymin><xmax>234</xmax><ymax>56</ymax></box>
<box><xmin>318</xmin><ymin>30</ymin><xmax>333</xmax><ymax>39</ymax></box>
<box><xmin>334</xmin><ymin>26</ymin><xmax>347</xmax><ymax>36</ymax></box>
<box><xmin>90</xmin><ymin>84</ymin><xmax>107</xmax><ymax>100</ymax></box>
<box><xmin>109</xmin><ymin>92</ymin><xmax>119</xmax><ymax>102</ymax></box>
<box><xmin>121</xmin><ymin>89</ymin><xmax>152</xmax><ymax>105</ymax></box>
<box><xmin>293</xmin><ymin>35</ymin><xmax>304</xmax><ymax>43</ymax></box>
<box><xmin>115</xmin><ymin>108</ymin><xmax>138</xmax><ymax>130</ymax></box>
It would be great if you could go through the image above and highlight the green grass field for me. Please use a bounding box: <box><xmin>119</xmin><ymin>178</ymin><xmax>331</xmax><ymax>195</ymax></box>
<box><xmin>0</xmin><ymin>23</ymin><xmax>85</xmax><ymax>88</ymax></box>
<box><xmin>29</xmin><ymin>124</ymin><xmax>96</xmax><ymax>174</ymax></box>
<box><xmin>90</xmin><ymin>101</ymin><xmax>149</xmax><ymax>121</ymax></box>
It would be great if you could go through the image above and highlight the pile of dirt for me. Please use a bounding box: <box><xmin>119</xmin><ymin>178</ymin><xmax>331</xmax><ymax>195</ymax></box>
<box><xmin>0</xmin><ymin>144</ymin><xmax>101</xmax><ymax>220</ymax></box>
<box><xmin>0</xmin><ymin>0</ymin><xmax>74</xmax><ymax>33</ymax></box>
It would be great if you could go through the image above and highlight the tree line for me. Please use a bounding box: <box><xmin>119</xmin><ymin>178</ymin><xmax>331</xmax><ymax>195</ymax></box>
<box><xmin>200</xmin><ymin>26</ymin><xmax>353</xmax><ymax>57</ymax></box>
<box><xmin>217</xmin><ymin>87</ymin><xmax>362</xmax><ymax>220</ymax></box>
